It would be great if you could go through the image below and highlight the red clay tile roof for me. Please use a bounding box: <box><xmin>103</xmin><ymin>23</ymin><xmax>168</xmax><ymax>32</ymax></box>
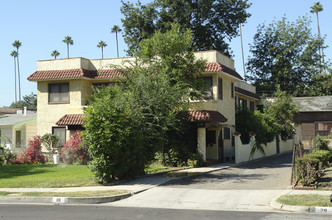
<box><xmin>28</xmin><ymin>69</ymin><xmax>122</xmax><ymax>81</ymax></box>
<box><xmin>56</xmin><ymin>114</ymin><xmax>85</xmax><ymax>126</ymax></box>
<box><xmin>205</xmin><ymin>62</ymin><xmax>243</xmax><ymax>80</ymax></box>
<box><xmin>55</xmin><ymin>111</ymin><xmax>227</xmax><ymax>125</ymax></box>
<box><xmin>189</xmin><ymin>110</ymin><xmax>228</xmax><ymax>123</ymax></box>
<box><xmin>235</xmin><ymin>87</ymin><xmax>260</xmax><ymax>100</ymax></box>
<box><xmin>28</xmin><ymin>62</ymin><xmax>242</xmax><ymax>81</ymax></box>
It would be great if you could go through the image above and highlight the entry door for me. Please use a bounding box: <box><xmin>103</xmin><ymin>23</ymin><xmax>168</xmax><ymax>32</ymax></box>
<box><xmin>218</xmin><ymin>130</ymin><xmax>224</xmax><ymax>162</ymax></box>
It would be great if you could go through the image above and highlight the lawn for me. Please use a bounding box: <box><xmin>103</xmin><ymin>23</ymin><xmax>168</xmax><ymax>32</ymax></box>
<box><xmin>0</xmin><ymin>164</ymin><xmax>96</xmax><ymax>188</ymax></box>
<box><xmin>277</xmin><ymin>194</ymin><xmax>332</xmax><ymax>207</ymax></box>
<box><xmin>318</xmin><ymin>166</ymin><xmax>332</xmax><ymax>190</ymax></box>
<box><xmin>0</xmin><ymin>162</ymin><xmax>184</xmax><ymax>188</ymax></box>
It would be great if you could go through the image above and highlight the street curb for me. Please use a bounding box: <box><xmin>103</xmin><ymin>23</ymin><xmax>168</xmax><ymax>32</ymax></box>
<box><xmin>270</xmin><ymin>195</ymin><xmax>332</xmax><ymax>214</ymax></box>
<box><xmin>0</xmin><ymin>192</ymin><xmax>133</xmax><ymax>205</ymax></box>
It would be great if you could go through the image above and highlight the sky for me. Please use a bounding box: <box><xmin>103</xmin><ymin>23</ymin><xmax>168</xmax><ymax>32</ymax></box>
<box><xmin>1</xmin><ymin>0</ymin><xmax>331</xmax><ymax>107</ymax></box>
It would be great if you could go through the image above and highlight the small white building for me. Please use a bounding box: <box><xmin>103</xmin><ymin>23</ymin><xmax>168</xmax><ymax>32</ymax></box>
<box><xmin>0</xmin><ymin>108</ymin><xmax>37</xmax><ymax>153</ymax></box>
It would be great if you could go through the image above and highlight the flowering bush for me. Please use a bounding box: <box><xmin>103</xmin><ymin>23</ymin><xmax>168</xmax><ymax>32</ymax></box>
<box><xmin>61</xmin><ymin>131</ymin><xmax>90</xmax><ymax>165</ymax></box>
<box><xmin>14</xmin><ymin>135</ymin><xmax>46</xmax><ymax>164</ymax></box>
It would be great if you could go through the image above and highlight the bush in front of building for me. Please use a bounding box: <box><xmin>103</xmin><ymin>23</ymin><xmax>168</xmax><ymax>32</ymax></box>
<box><xmin>295</xmin><ymin>150</ymin><xmax>331</xmax><ymax>186</ymax></box>
<box><xmin>14</xmin><ymin>135</ymin><xmax>46</xmax><ymax>164</ymax></box>
<box><xmin>61</xmin><ymin>131</ymin><xmax>90</xmax><ymax>165</ymax></box>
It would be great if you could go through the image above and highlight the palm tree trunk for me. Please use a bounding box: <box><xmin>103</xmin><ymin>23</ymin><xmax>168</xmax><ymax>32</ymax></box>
<box><xmin>13</xmin><ymin>57</ymin><xmax>17</xmax><ymax>103</ymax></box>
<box><xmin>67</xmin><ymin>44</ymin><xmax>69</xmax><ymax>58</ymax></box>
<box><xmin>116</xmin><ymin>32</ymin><xmax>119</xmax><ymax>58</ymax></box>
<box><xmin>17</xmin><ymin>53</ymin><xmax>21</xmax><ymax>101</ymax></box>
<box><xmin>102</xmin><ymin>47</ymin><xmax>104</xmax><ymax>59</ymax></box>
<box><xmin>316</xmin><ymin>12</ymin><xmax>325</xmax><ymax>69</ymax></box>
<box><xmin>240</xmin><ymin>23</ymin><xmax>246</xmax><ymax>78</ymax></box>
<box><xmin>316</xmin><ymin>12</ymin><xmax>324</xmax><ymax>73</ymax></box>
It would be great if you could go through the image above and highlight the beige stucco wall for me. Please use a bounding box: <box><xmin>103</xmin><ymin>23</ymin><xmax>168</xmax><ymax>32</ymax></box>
<box><xmin>235</xmin><ymin>135</ymin><xmax>294</xmax><ymax>164</ymax></box>
<box><xmin>37</xmin><ymin>57</ymin><xmax>136</xmax><ymax>71</ymax></box>
<box><xmin>194</xmin><ymin>50</ymin><xmax>235</xmax><ymax>70</ymax></box>
<box><xmin>197</xmin><ymin>127</ymin><xmax>206</xmax><ymax>160</ymax></box>
<box><xmin>25</xmin><ymin>120</ymin><xmax>37</xmax><ymax>145</ymax></box>
<box><xmin>37</xmin><ymin>80</ymin><xmax>87</xmax><ymax>138</ymax></box>
<box><xmin>190</xmin><ymin>73</ymin><xmax>236</xmax><ymax>125</ymax></box>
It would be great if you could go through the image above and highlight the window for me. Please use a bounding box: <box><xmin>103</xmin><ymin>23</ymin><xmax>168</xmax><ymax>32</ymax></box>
<box><xmin>218</xmin><ymin>78</ymin><xmax>223</xmax><ymax>99</ymax></box>
<box><xmin>242</xmin><ymin>99</ymin><xmax>248</xmax><ymax>109</ymax></box>
<box><xmin>250</xmin><ymin>101</ymin><xmax>255</xmax><ymax>112</ymax></box>
<box><xmin>49</xmin><ymin>83</ymin><xmax>69</xmax><ymax>103</ymax></box>
<box><xmin>52</xmin><ymin>127</ymin><xmax>66</xmax><ymax>147</ymax></box>
<box><xmin>203</xmin><ymin>77</ymin><xmax>213</xmax><ymax>99</ymax></box>
<box><xmin>224</xmin><ymin>127</ymin><xmax>230</xmax><ymax>139</ymax></box>
<box><xmin>231</xmin><ymin>82</ymin><xmax>234</xmax><ymax>98</ymax></box>
<box><xmin>16</xmin><ymin>131</ymin><xmax>22</xmax><ymax>148</ymax></box>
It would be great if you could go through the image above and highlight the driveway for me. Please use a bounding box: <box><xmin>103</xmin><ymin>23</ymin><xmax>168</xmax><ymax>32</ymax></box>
<box><xmin>162</xmin><ymin>152</ymin><xmax>292</xmax><ymax>190</ymax></box>
<box><xmin>110</xmin><ymin>153</ymin><xmax>293</xmax><ymax>212</ymax></box>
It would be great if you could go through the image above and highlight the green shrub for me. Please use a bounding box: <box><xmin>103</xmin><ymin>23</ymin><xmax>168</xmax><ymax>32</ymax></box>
<box><xmin>187</xmin><ymin>153</ymin><xmax>205</xmax><ymax>167</ymax></box>
<box><xmin>296</xmin><ymin>155</ymin><xmax>320</xmax><ymax>186</ymax></box>
<box><xmin>310</xmin><ymin>150</ymin><xmax>331</xmax><ymax>168</ymax></box>
<box><xmin>312</xmin><ymin>135</ymin><xmax>329</xmax><ymax>151</ymax></box>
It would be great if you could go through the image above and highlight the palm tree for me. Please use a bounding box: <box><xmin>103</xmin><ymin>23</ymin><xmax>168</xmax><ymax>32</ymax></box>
<box><xmin>62</xmin><ymin>36</ymin><xmax>73</xmax><ymax>58</ymax></box>
<box><xmin>12</xmin><ymin>40</ymin><xmax>22</xmax><ymax>101</ymax></box>
<box><xmin>10</xmin><ymin>50</ymin><xmax>18</xmax><ymax>103</ymax></box>
<box><xmin>51</xmin><ymin>50</ymin><xmax>60</xmax><ymax>59</ymax></box>
<box><xmin>310</xmin><ymin>2</ymin><xmax>324</xmax><ymax>68</ymax></box>
<box><xmin>111</xmin><ymin>25</ymin><xmax>122</xmax><ymax>58</ymax></box>
<box><xmin>97</xmin><ymin>41</ymin><xmax>107</xmax><ymax>59</ymax></box>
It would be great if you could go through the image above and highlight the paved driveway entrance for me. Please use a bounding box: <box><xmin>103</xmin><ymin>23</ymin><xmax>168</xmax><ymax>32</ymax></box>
<box><xmin>163</xmin><ymin>152</ymin><xmax>292</xmax><ymax>190</ymax></box>
<box><xmin>110</xmin><ymin>153</ymin><xmax>293</xmax><ymax>212</ymax></box>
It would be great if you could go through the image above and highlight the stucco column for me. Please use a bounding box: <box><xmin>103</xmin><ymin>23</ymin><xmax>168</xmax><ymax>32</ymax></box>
<box><xmin>197</xmin><ymin>127</ymin><xmax>206</xmax><ymax>161</ymax></box>
<box><xmin>234</xmin><ymin>134</ymin><xmax>242</xmax><ymax>164</ymax></box>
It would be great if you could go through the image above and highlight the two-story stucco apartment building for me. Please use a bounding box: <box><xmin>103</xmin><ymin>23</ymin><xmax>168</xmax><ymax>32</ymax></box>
<box><xmin>27</xmin><ymin>50</ymin><xmax>259</xmax><ymax>162</ymax></box>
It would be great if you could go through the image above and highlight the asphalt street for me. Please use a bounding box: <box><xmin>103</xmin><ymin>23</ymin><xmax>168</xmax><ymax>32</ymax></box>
<box><xmin>0</xmin><ymin>204</ymin><xmax>331</xmax><ymax>220</ymax></box>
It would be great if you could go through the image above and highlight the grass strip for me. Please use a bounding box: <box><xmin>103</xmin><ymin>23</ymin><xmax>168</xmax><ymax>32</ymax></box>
<box><xmin>0</xmin><ymin>165</ymin><xmax>96</xmax><ymax>188</ymax></box>
<box><xmin>0</xmin><ymin>190</ymin><xmax>129</xmax><ymax>198</ymax></box>
<box><xmin>277</xmin><ymin>194</ymin><xmax>332</xmax><ymax>207</ymax></box>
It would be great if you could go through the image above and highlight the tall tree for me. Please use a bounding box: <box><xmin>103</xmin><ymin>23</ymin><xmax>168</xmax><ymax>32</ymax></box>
<box><xmin>12</xmin><ymin>40</ymin><xmax>22</xmax><ymax>101</ymax></box>
<box><xmin>83</xmin><ymin>24</ymin><xmax>205</xmax><ymax>183</ymax></box>
<box><xmin>246</xmin><ymin>16</ymin><xmax>326</xmax><ymax>97</ymax></box>
<box><xmin>10</xmin><ymin>93</ymin><xmax>37</xmax><ymax>111</ymax></box>
<box><xmin>111</xmin><ymin>25</ymin><xmax>122</xmax><ymax>57</ymax></box>
<box><xmin>97</xmin><ymin>41</ymin><xmax>107</xmax><ymax>59</ymax></box>
<box><xmin>121</xmin><ymin>0</ymin><xmax>251</xmax><ymax>56</ymax></box>
<box><xmin>62</xmin><ymin>36</ymin><xmax>73</xmax><ymax>58</ymax></box>
<box><xmin>10</xmin><ymin>50</ymin><xmax>18</xmax><ymax>103</ymax></box>
<box><xmin>310</xmin><ymin>2</ymin><xmax>324</xmax><ymax>67</ymax></box>
<box><xmin>50</xmin><ymin>50</ymin><xmax>60</xmax><ymax>59</ymax></box>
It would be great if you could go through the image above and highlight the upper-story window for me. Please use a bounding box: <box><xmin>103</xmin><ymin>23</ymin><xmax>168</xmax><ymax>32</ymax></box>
<box><xmin>231</xmin><ymin>82</ymin><xmax>234</xmax><ymax>98</ymax></box>
<box><xmin>202</xmin><ymin>77</ymin><xmax>213</xmax><ymax>99</ymax></box>
<box><xmin>49</xmin><ymin>83</ymin><xmax>69</xmax><ymax>103</ymax></box>
<box><xmin>250</xmin><ymin>101</ymin><xmax>255</xmax><ymax>112</ymax></box>
<box><xmin>218</xmin><ymin>78</ymin><xmax>223</xmax><ymax>100</ymax></box>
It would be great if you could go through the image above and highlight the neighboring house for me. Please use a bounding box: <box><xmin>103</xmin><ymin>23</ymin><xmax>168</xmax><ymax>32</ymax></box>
<box><xmin>0</xmin><ymin>107</ymin><xmax>37</xmax><ymax>153</ymax></box>
<box><xmin>27</xmin><ymin>50</ymin><xmax>259</xmax><ymax>162</ymax></box>
<box><xmin>293</xmin><ymin>96</ymin><xmax>332</xmax><ymax>149</ymax></box>
<box><xmin>0</xmin><ymin>108</ymin><xmax>18</xmax><ymax>115</ymax></box>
